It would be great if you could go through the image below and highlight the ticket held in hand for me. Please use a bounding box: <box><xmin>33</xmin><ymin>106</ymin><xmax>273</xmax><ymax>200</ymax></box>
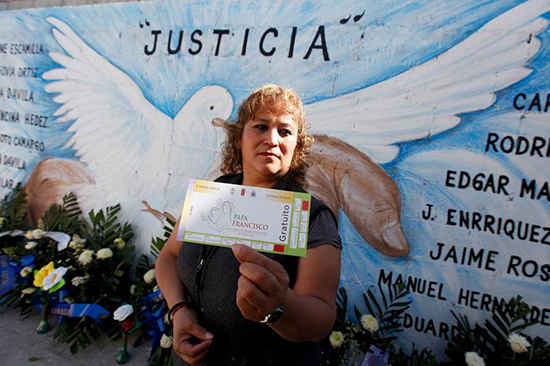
<box><xmin>177</xmin><ymin>179</ymin><xmax>311</xmax><ymax>257</ymax></box>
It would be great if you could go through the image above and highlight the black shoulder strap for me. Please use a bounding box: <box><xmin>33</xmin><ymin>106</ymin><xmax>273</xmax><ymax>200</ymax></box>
<box><xmin>214</xmin><ymin>174</ymin><xmax>243</xmax><ymax>184</ymax></box>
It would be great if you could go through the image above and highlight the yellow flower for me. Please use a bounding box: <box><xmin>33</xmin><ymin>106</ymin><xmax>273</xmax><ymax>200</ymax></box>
<box><xmin>360</xmin><ymin>314</ymin><xmax>379</xmax><ymax>333</ymax></box>
<box><xmin>508</xmin><ymin>333</ymin><xmax>530</xmax><ymax>353</ymax></box>
<box><xmin>33</xmin><ymin>262</ymin><xmax>67</xmax><ymax>292</ymax></box>
<box><xmin>78</xmin><ymin>250</ymin><xmax>94</xmax><ymax>265</ymax></box>
<box><xmin>69</xmin><ymin>234</ymin><xmax>86</xmax><ymax>250</ymax></box>
<box><xmin>160</xmin><ymin>334</ymin><xmax>173</xmax><ymax>349</ymax></box>
<box><xmin>114</xmin><ymin>238</ymin><xmax>125</xmax><ymax>250</ymax></box>
<box><xmin>34</xmin><ymin>262</ymin><xmax>55</xmax><ymax>288</ymax></box>
<box><xmin>143</xmin><ymin>269</ymin><xmax>156</xmax><ymax>284</ymax></box>
<box><xmin>25</xmin><ymin>241</ymin><xmax>38</xmax><ymax>250</ymax></box>
<box><xmin>329</xmin><ymin>331</ymin><xmax>344</xmax><ymax>348</ymax></box>
<box><xmin>21</xmin><ymin>287</ymin><xmax>36</xmax><ymax>295</ymax></box>
<box><xmin>465</xmin><ymin>352</ymin><xmax>485</xmax><ymax>366</ymax></box>
<box><xmin>96</xmin><ymin>248</ymin><xmax>113</xmax><ymax>260</ymax></box>
<box><xmin>20</xmin><ymin>266</ymin><xmax>33</xmax><ymax>277</ymax></box>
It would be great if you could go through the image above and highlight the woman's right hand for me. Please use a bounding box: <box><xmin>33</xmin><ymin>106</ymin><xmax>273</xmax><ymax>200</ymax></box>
<box><xmin>172</xmin><ymin>307</ymin><xmax>213</xmax><ymax>365</ymax></box>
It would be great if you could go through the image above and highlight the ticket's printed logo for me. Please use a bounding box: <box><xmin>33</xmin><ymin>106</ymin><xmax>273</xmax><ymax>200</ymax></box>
<box><xmin>200</xmin><ymin>199</ymin><xmax>234</xmax><ymax>232</ymax></box>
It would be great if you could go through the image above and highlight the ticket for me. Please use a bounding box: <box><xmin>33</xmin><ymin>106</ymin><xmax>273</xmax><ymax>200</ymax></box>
<box><xmin>177</xmin><ymin>179</ymin><xmax>311</xmax><ymax>257</ymax></box>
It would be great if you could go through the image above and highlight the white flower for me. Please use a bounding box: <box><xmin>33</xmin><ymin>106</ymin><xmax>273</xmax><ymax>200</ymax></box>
<box><xmin>465</xmin><ymin>351</ymin><xmax>485</xmax><ymax>366</ymax></box>
<box><xmin>130</xmin><ymin>284</ymin><xmax>136</xmax><ymax>295</ymax></box>
<box><xmin>20</xmin><ymin>266</ymin><xmax>33</xmax><ymax>277</ymax></box>
<box><xmin>360</xmin><ymin>314</ymin><xmax>379</xmax><ymax>333</ymax></box>
<box><xmin>69</xmin><ymin>234</ymin><xmax>86</xmax><ymax>250</ymax></box>
<box><xmin>31</xmin><ymin>229</ymin><xmax>46</xmax><ymax>239</ymax></box>
<box><xmin>508</xmin><ymin>333</ymin><xmax>530</xmax><ymax>353</ymax></box>
<box><xmin>143</xmin><ymin>269</ymin><xmax>156</xmax><ymax>284</ymax></box>
<box><xmin>21</xmin><ymin>287</ymin><xmax>35</xmax><ymax>295</ymax></box>
<box><xmin>78</xmin><ymin>250</ymin><xmax>94</xmax><ymax>265</ymax></box>
<box><xmin>71</xmin><ymin>276</ymin><xmax>88</xmax><ymax>287</ymax></box>
<box><xmin>113</xmin><ymin>304</ymin><xmax>134</xmax><ymax>321</ymax></box>
<box><xmin>160</xmin><ymin>334</ymin><xmax>173</xmax><ymax>349</ymax></box>
<box><xmin>114</xmin><ymin>238</ymin><xmax>125</xmax><ymax>250</ymax></box>
<box><xmin>25</xmin><ymin>241</ymin><xmax>38</xmax><ymax>250</ymax></box>
<box><xmin>329</xmin><ymin>331</ymin><xmax>344</xmax><ymax>348</ymax></box>
<box><xmin>96</xmin><ymin>248</ymin><xmax>113</xmax><ymax>260</ymax></box>
<box><xmin>43</xmin><ymin>267</ymin><xmax>68</xmax><ymax>291</ymax></box>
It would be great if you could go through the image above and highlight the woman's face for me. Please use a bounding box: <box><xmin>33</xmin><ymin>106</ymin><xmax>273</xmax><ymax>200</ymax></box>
<box><xmin>240</xmin><ymin>107</ymin><xmax>298</xmax><ymax>185</ymax></box>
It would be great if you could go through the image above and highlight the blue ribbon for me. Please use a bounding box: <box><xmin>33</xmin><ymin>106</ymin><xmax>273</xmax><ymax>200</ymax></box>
<box><xmin>19</xmin><ymin>255</ymin><xmax>35</xmax><ymax>267</ymax></box>
<box><xmin>50</xmin><ymin>303</ymin><xmax>110</xmax><ymax>322</ymax></box>
<box><xmin>138</xmin><ymin>288</ymin><xmax>168</xmax><ymax>349</ymax></box>
<box><xmin>140</xmin><ymin>296</ymin><xmax>167</xmax><ymax>351</ymax></box>
<box><xmin>0</xmin><ymin>255</ymin><xmax>15</xmax><ymax>297</ymax></box>
<box><xmin>0</xmin><ymin>254</ymin><xmax>35</xmax><ymax>296</ymax></box>
<box><xmin>139</xmin><ymin>289</ymin><xmax>164</xmax><ymax>306</ymax></box>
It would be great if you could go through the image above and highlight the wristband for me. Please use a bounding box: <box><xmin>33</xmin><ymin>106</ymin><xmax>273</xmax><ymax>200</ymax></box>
<box><xmin>168</xmin><ymin>301</ymin><xmax>193</xmax><ymax>325</ymax></box>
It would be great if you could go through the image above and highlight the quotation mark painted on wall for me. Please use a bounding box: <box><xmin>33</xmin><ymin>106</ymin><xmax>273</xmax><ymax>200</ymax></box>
<box><xmin>340</xmin><ymin>11</ymin><xmax>365</xmax><ymax>24</ymax></box>
<box><xmin>139</xmin><ymin>20</ymin><xmax>151</xmax><ymax>28</ymax></box>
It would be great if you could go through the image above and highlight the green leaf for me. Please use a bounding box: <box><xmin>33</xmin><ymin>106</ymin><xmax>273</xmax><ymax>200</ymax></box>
<box><xmin>378</xmin><ymin>282</ymin><xmax>388</xmax><ymax>309</ymax></box>
<box><xmin>354</xmin><ymin>306</ymin><xmax>362</xmax><ymax>323</ymax></box>
<box><xmin>366</xmin><ymin>289</ymin><xmax>383</xmax><ymax>318</ymax></box>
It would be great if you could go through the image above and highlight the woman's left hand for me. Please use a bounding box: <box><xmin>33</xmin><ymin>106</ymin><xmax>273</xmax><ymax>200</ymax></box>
<box><xmin>231</xmin><ymin>243</ymin><xmax>289</xmax><ymax>322</ymax></box>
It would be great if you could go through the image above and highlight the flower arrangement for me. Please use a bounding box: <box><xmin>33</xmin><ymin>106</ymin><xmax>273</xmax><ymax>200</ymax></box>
<box><xmin>322</xmin><ymin>283</ymin><xmax>438</xmax><ymax>366</ymax></box>
<box><xmin>52</xmin><ymin>201</ymin><xmax>135</xmax><ymax>354</ymax></box>
<box><xmin>323</xmin><ymin>287</ymin><xmax>550</xmax><ymax>366</ymax></box>
<box><xmin>105</xmin><ymin>214</ymin><xmax>176</xmax><ymax>366</ymax></box>
<box><xmin>441</xmin><ymin>295</ymin><xmax>550</xmax><ymax>366</ymax></box>
<box><xmin>0</xmin><ymin>190</ymin><xmax>178</xmax><ymax>364</ymax></box>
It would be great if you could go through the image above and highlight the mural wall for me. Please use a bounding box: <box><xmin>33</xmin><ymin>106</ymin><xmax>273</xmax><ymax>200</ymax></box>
<box><xmin>0</xmin><ymin>0</ymin><xmax>549</xmax><ymax>356</ymax></box>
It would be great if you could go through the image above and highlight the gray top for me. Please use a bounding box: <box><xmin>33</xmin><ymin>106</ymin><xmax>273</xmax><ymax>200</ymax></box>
<box><xmin>174</xmin><ymin>174</ymin><xmax>341</xmax><ymax>366</ymax></box>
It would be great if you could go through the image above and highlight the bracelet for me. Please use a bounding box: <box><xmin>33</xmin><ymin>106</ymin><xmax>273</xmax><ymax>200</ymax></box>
<box><xmin>168</xmin><ymin>301</ymin><xmax>193</xmax><ymax>325</ymax></box>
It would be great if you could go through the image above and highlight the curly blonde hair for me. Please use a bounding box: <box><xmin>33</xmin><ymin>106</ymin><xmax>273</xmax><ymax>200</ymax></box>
<box><xmin>220</xmin><ymin>84</ymin><xmax>314</xmax><ymax>186</ymax></box>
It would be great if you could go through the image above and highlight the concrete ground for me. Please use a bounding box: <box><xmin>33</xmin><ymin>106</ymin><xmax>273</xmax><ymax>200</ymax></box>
<box><xmin>0</xmin><ymin>306</ymin><xmax>150</xmax><ymax>366</ymax></box>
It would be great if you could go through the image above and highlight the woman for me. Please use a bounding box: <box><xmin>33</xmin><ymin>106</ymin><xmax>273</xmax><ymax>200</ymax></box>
<box><xmin>156</xmin><ymin>85</ymin><xmax>342</xmax><ymax>365</ymax></box>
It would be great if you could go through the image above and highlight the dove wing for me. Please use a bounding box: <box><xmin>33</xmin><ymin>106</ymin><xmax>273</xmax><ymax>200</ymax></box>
<box><xmin>43</xmin><ymin>17</ymin><xmax>172</xmax><ymax>192</ymax></box>
<box><xmin>307</xmin><ymin>0</ymin><xmax>550</xmax><ymax>163</ymax></box>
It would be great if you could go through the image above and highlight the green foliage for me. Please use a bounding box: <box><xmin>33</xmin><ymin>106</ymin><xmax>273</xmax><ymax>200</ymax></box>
<box><xmin>150</xmin><ymin>216</ymin><xmax>175</xmax><ymax>259</ymax></box>
<box><xmin>355</xmin><ymin>282</ymin><xmax>411</xmax><ymax>349</ymax></box>
<box><xmin>323</xmin><ymin>283</ymin><xmax>419</xmax><ymax>366</ymax></box>
<box><xmin>335</xmin><ymin>287</ymin><xmax>348</xmax><ymax>328</ymax></box>
<box><xmin>0</xmin><ymin>184</ymin><xmax>28</xmax><ymax>257</ymax></box>
<box><xmin>41</xmin><ymin>193</ymin><xmax>81</xmax><ymax>235</ymax></box>
<box><xmin>442</xmin><ymin>296</ymin><xmax>550</xmax><ymax>366</ymax></box>
<box><xmin>0</xmin><ymin>183</ymin><xmax>28</xmax><ymax>231</ymax></box>
<box><xmin>82</xmin><ymin>204</ymin><xmax>133</xmax><ymax>248</ymax></box>
<box><xmin>0</xmin><ymin>193</ymin><xmax>177</xmax><ymax>364</ymax></box>
<box><xmin>16</xmin><ymin>198</ymin><xmax>138</xmax><ymax>354</ymax></box>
